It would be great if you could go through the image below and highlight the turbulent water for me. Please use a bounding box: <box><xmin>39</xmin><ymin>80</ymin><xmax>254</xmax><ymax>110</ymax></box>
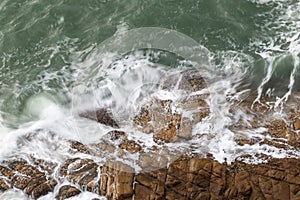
<box><xmin>0</xmin><ymin>0</ymin><xmax>300</xmax><ymax>199</ymax></box>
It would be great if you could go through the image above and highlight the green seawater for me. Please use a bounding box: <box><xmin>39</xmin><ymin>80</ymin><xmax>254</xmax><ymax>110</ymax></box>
<box><xmin>0</xmin><ymin>0</ymin><xmax>299</xmax><ymax>126</ymax></box>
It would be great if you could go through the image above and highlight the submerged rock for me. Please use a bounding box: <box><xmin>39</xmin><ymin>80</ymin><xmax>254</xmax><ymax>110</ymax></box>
<box><xmin>79</xmin><ymin>108</ymin><xmax>119</xmax><ymax>128</ymax></box>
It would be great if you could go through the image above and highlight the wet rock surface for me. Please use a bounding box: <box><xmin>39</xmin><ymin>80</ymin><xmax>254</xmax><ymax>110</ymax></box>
<box><xmin>3</xmin><ymin>154</ymin><xmax>300</xmax><ymax>199</ymax></box>
<box><xmin>57</xmin><ymin>185</ymin><xmax>81</xmax><ymax>200</ymax></box>
<box><xmin>0</xmin><ymin>160</ymin><xmax>57</xmax><ymax>199</ymax></box>
<box><xmin>2</xmin><ymin>123</ymin><xmax>300</xmax><ymax>200</ymax></box>
<box><xmin>134</xmin><ymin>69</ymin><xmax>209</xmax><ymax>143</ymax></box>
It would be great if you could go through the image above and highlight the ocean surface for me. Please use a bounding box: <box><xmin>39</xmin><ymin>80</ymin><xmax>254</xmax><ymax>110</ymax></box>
<box><xmin>0</xmin><ymin>0</ymin><xmax>300</xmax><ymax>199</ymax></box>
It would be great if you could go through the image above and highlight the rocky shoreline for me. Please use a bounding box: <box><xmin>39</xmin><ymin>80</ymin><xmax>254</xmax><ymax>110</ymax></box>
<box><xmin>1</xmin><ymin>142</ymin><xmax>300</xmax><ymax>199</ymax></box>
<box><xmin>1</xmin><ymin>69</ymin><xmax>300</xmax><ymax>199</ymax></box>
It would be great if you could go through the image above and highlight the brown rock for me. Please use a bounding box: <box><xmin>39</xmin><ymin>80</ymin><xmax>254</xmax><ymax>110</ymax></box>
<box><xmin>0</xmin><ymin>178</ymin><xmax>10</xmax><ymax>191</ymax></box>
<box><xmin>188</xmin><ymin>158</ymin><xmax>212</xmax><ymax>188</ymax></box>
<box><xmin>0</xmin><ymin>165</ymin><xmax>15</xmax><ymax>178</ymax></box>
<box><xmin>69</xmin><ymin>140</ymin><xmax>92</xmax><ymax>154</ymax></box>
<box><xmin>57</xmin><ymin>185</ymin><xmax>81</xmax><ymax>200</ymax></box>
<box><xmin>290</xmin><ymin>185</ymin><xmax>300</xmax><ymax>199</ymax></box>
<box><xmin>134</xmin><ymin>106</ymin><xmax>152</xmax><ymax>132</ymax></box>
<box><xmin>3</xmin><ymin>150</ymin><xmax>300</xmax><ymax>200</ymax></box>
<box><xmin>59</xmin><ymin>158</ymin><xmax>99</xmax><ymax>192</ymax></box>
<box><xmin>154</xmin><ymin>123</ymin><xmax>177</xmax><ymax>143</ymax></box>
<box><xmin>100</xmin><ymin>166</ymin><xmax>108</xmax><ymax>196</ymax></box>
<box><xmin>161</xmin><ymin>69</ymin><xmax>207</xmax><ymax>92</ymax></box>
<box><xmin>101</xmin><ymin>161</ymin><xmax>135</xmax><ymax>199</ymax></box>
<box><xmin>133</xmin><ymin>70</ymin><xmax>209</xmax><ymax>143</ymax></box>
<box><xmin>30</xmin><ymin>157</ymin><xmax>58</xmax><ymax>175</ymax></box>
<box><xmin>134</xmin><ymin>184</ymin><xmax>157</xmax><ymax>200</ymax></box>
<box><xmin>119</xmin><ymin>139</ymin><xmax>142</xmax><ymax>153</ymax></box>
<box><xmin>0</xmin><ymin>160</ymin><xmax>57</xmax><ymax>199</ymax></box>
<box><xmin>32</xmin><ymin>179</ymin><xmax>57</xmax><ymax>199</ymax></box>
<box><xmin>138</xmin><ymin>151</ymin><xmax>169</xmax><ymax>172</ymax></box>
<box><xmin>178</xmin><ymin>69</ymin><xmax>207</xmax><ymax>92</ymax></box>
<box><xmin>136</xmin><ymin>173</ymin><xmax>165</xmax><ymax>197</ymax></box>
<box><xmin>293</xmin><ymin>118</ymin><xmax>300</xmax><ymax>130</ymax></box>
<box><xmin>267</xmin><ymin>120</ymin><xmax>288</xmax><ymax>138</ymax></box>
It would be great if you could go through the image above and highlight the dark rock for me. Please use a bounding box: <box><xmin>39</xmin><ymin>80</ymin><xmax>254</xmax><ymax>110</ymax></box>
<box><xmin>79</xmin><ymin>108</ymin><xmax>119</xmax><ymax>128</ymax></box>
<box><xmin>57</xmin><ymin>185</ymin><xmax>81</xmax><ymax>200</ymax></box>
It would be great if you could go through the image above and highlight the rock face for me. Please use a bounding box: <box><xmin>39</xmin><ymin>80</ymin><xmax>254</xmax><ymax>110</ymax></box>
<box><xmin>2</xmin><ymin>122</ymin><xmax>300</xmax><ymax>200</ymax></box>
<box><xmin>9</xmin><ymin>130</ymin><xmax>296</xmax><ymax>200</ymax></box>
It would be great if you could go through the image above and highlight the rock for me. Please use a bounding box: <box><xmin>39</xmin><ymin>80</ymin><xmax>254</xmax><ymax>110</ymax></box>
<box><xmin>59</xmin><ymin>158</ymin><xmax>99</xmax><ymax>192</ymax></box>
<box><xmin>134</xmin><ymin>106</ymin><xmax>152</xmax><ymax>133</ymax></box>
<box><xmin>100</xmin><ymin>162</ymin><xmax>134</xmax><ymax>199</ymax></box>
<box><xmin>135</xmin><ymin>156</ymin><xmax>300</xmax><ymax>200</ymax></box>
<box><xmin>69</xmin><ymin>140</ymin><xmax>93</xmax><ymax>154</ymax></box>
<box><xmin>0</xmin><ymin>160</ymin><xmax>57</xmax><ymax>199</ymax></box>
<box><xmin>79</xmin><ymin>108</ymin><xmax>119</xmax><ymax>128</ymax></box>
<box><xmin>178</xmin><ymin>69</ymin><xmax>207</xmax><ymax>92</ymax></box>
<box><xmin>133</xmin><ymin>69</ymin><xmax>209</xmax><ymax>143</ymax></box>
<box><xmin>161</xmin><ymin>69</ymin><xmax>207</xmax><ymax>92</ymax></box>
<box><xmin>135</xmin><ymin>173</ymin><xmax>165</xmax><ymax>199</ymax></box>
<box><xmin>293</xmin><ymin>118</ymin><xmax>300</xmax><ymax>130</ymax></box>
<box><xmin>57</xmin><ymin>185</ymin><xmax>81</xmax><ymax>200</ymax></box>
<box><xmin>153</xmin><ymin>123</ymin><xmax>178</xmax><ymax>142</ymax></box>
<box><xmin>4</xmin><ymin>84</ymin><xmax>300</xmax><ymax>200</ymax></box>
<box><xmin>30</xmin><ymin>158</ymin><xmax>57</xmax><ymax>175</ymax></box>
<box><xmin>178</xmin><ymin>117</ymin><xmax>192</xmax><ymax>139</ymax></box>
<box><xmin>134</xmin><ymin>96</ymin><xmax>208</xmax><ymax>143</ymax></box>
<box><xmin>0</xmin><ymin>178</ymin><xmax>10</xmax><ymax>191</ymax></box>
<box><xmin>2</xmin><ymin>145</ymin><xmax>300</xmax><ymax>200</ymax></box>
<box><xmin>101</xmin><ymin>130</ymin><xmax>127</xmax><ymax>141</ymax></box>
<box><xmin>119</xmin><ymin>139</ymin><xmax>142</xmax><ymax>153</ymax></box>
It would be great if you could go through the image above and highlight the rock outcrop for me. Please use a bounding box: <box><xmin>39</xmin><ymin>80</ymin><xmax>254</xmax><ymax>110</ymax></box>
<box><xmin>2</xmin><ymin>70</ymin><xmax>300</xmax><ymax>199</ymax></box>
<box><xmin>2</xmin><ymin>124</ymin><xmax>300</xmax><ymax>199</ymax></box>
<box><xmin>134</xmin><ymin>69</ymin><xmax>209</xmax><ymax>143</ymax></box>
